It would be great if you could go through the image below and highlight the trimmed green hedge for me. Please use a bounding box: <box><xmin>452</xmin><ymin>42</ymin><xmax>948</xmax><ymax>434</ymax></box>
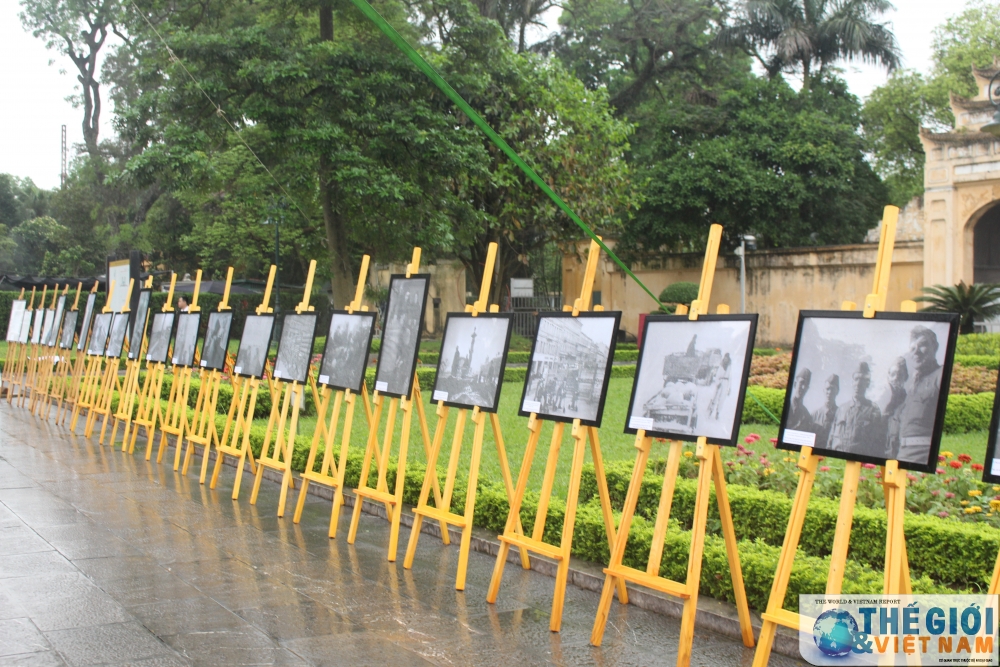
<box><xmin>957</xmin><ymin>333</ymin><xmax>1000</xmax><ymax>356</ymax></box>
<box><xmin>955</xmin><ymin>354</ymin><xmax>1000</xmax><ymax>370</ymax></box>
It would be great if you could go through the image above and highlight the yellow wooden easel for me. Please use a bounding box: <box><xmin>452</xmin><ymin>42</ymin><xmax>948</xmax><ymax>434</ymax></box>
<box><xmin>20</xmin><ymin>284</ymin><xmax>48</xmax><ymax>409</ymax></box>
<box><xmin>248</xmin><ymin>260</ymin><xmax>320</xmax><ymax>516</ymax></box>
<box><xmin>73</xmin><ymin>281</ymin><xmax>116</xmax><ymax>432</ymax></box>
<box><xmin>157</xmin><ymin>270</ymin><xmax>203</xmax><ymax>469</ymax></box>
<box><xmin>485</xmin><ymin>238</ymin><xmax>627</xmax><ymax>632</ymax></box>
<box><xmin>209</xmin><ymin>266</ymin><xmax>276</xmax><ymax>499</ymax></box>
<box><xmin>181</xmin><ymin>267</ymin><xmax>235</xmax><ymax>482</ymax></box>
<box><xmin>41</xmin><ymin>284</ymin><xmax>76</xmax><ymax>421</ymax></box>
<box><xmin>63</xmin><ymin>284</ymin><xmax>99</xmax><ymax>426</ymax></box>
<box><xmin>402</xmin><ymin>242</ymin><xmax>531</xmax><ymax>588</ymax></box>
<box><xmin>51</xmin><ymin>283</ymin><xmax>83</xmax><ymax>423</ymax></box>
<box><xmin>92</xmin><ymin>279</ymin><xmax>135</xmax><ymax>442</ymax></box>
<box><xmin>12</xmin><ymin>287</ymin><xmax>39</xmax><ymax>406</ymax></box>
<box><xmin>751</xmin><ymin>205</ymin><xmax>913</xmax><ymax>667</ymax></box>
<box><xmin>291</xmin><ymin>256</ymin><xmax>374</xmax><ymax>535</ymax></box>
<box><xmin>589</xmin><ymin>224</ymin><xmax>754</xmax><ymax>663</ymax></box>
<box><xmin>130</xmin><ymin>273</ymin><xmax>177</xmax><ymax>458</ymax></box>
<box><xmin>109</xmin><ymin>276</ymin><xmax>154</xmax><ymax>450</ymax></box>
<box><xmin>29</xmin><ymin>285</ymin><xmax>61</xmax><ymax>416</ymax></box>
<box><xmin>2</xmin><ymin>287</ymin><xmax>26</xmax><ymax>401</ymax></box>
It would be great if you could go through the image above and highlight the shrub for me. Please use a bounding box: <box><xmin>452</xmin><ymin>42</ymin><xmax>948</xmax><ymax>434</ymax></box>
<box><xmin>659</xmin><ymin>282</ymin><xmax>700</xmax><ymax>307</ymax></box>
<box><xmin>955</xmin><ymin>354</ymin><xmax>1000</xmax><ymax>370</ymax></box>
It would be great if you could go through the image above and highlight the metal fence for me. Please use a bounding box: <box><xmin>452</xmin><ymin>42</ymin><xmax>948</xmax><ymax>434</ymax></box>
<box><xmin>505</xmin><ymin>295</ymin><xmax>562</xmax><ymax>338</ymax></box>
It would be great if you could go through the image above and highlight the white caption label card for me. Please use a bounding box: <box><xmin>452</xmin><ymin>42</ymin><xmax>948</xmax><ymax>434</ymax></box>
<box><xmin>375</xmin><ymin>381</ymin><xmax>388</xmax><ymax>392</ymax></box>
<box><xmin>629</xmin><ymin>416</ymin><xmax>654</xmax><ymax>431</ymax></box>
<box><xmin>274</xmin><ymin>371</ymin><xmax>281</xmax><ymax>379</ymax></box>
<box><xmin>783</xmin><ymin>429</ymin><xmax>816</xmax><ymax>447</ymax></box>
<box><xmin>523</xmin><ymin>400</ymin><xmax>541</xmax><ymax>413</ymax></box>
<box><xmin>172</xmin><ymin>357</ymin><xmax>178</xmax><ymax>364</ymax></box>
<box><xmin>992</xmin><ymin>459</ymin><xmax>1000</xmax><ymax>476</ymax></box>
<box><xmin>200</xmin><ymin>359</ymin><xmax>207</xmax><ymax>367</ymax></box>
<box><xmin>433</xmin><ymin>390</ymin><xmax>448</xmax><ymax>402</ymax></box>
<box><xmin>146</xmin><ymin>354</ymin><xmax>151</xmax><ymax>360</ymax></box>
<box><xmin>234</xmin><ymin>366</ymin><xmax>242</xmax><ymax>375</ymax></box>
<box><xmin>318</xmin><ymin>374</ymin><xmax>329</xmax><ymax>385</ymax></box>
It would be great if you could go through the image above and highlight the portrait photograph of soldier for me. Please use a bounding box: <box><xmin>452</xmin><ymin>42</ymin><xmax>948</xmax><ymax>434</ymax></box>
<box><xmin>319</xmin><ymin>312</ymin><xmax>376</xmax><ymax>393</ymax></box>
<box><xmin>234</xmin><ymin>314</ymin><xmax>275</xmax><ymax>378</ymax></box>
<box><xmin>105</xmin><ymin>312</ymin><xmax>130</xmax><ymax>358</ymax></box>
<box><xmin>626</xmin><ymin>315</ymin><xmax>757</xmax><ymax>445</ymax></box>
<box><xmin>780</xmin><ymin>312</ymin><xmax>958</xmax><ymax>471</ymax></box>
<box><xmin>146</xmin><ymin>313</ymin><xmax>175</xmax><ymax>364</ymax></box>
<box><xmin>520</xmin><ymin>312</ymin><xmax>621</xmax><ymax>426</ymax></box>
<box><xmin>59</xmin><ymin>310</ymin><xmax>78</xmax><ymax>350</ymax></box>
<box><xmin>374</xmin><ymin>275</ymin><xmax>429</xmax><ymax>398</ymax></box>
<box><xmin>6</xmin><ymin>300</ymin><xmax>25</xmax><ymax>343</ymax></box>
<box><xmin>200</xmin><ymin>311</ymin><xmax>233</xmax><ymax>371</ymax></box>
<box><xmin>273</xmin><ymin>313</ymin><xmax>318</xmax><ymax>384</ymax></box>
<box><xmin>433</xmin><ymin>313</ymin><xmax>512</xmax><ymax>412</ymax></box>
<box><xmin>47</xmin><ymin>295</ymin><xmax>66</xmax><ymax>347</ymax></box>
<box><xmin>127</xmin><ymin>291</ymin><xmax>151</xmax><ymax>360</ymax></box>
<box><xmin>87</xmin><ymin>312</ymin><xmax>112</xmax><ymax>356</ymax></box>
<box><xmin>172</xmin><ymin>313</ymin><xmax>201</xmax><ymax>367</ymax></box>
<box><xmin>76</xmin><ymin>293</ymin><xmax>97</xmax><ymax>352</ymax></box>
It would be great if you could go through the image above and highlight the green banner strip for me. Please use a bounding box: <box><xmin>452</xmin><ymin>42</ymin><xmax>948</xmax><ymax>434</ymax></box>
<box><xmin>746</xmin><ymin>388</ymin><xmax>781</xmax><ymax>425</ymax></box>
<box><xmin>347</xmin><ymin>0</ymin><xmax>662</xmax><ymax>307</ymax></box>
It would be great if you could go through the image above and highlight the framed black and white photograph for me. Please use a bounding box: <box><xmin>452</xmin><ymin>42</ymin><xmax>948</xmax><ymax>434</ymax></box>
<box><xmin>234</xmin><ymin>314</ymin><xmax>274</xmax><ymax>379</ymax></box>
<box><xmin>318</xmin><ymin>311</ymin><xmax>376</xmax><ymax>393</ymax></box>
<box><xmin>778</xmin><ymin>311</ymin><xmax>959</xmax><ymax>473</ymax></box>
<box><xmin>146</xmin><ymin>313</ymin><xmax>174</xmax><ymax>364</ymax></box>
<box><xmin>199</xmin><ymin>311</ymin><xmax>233</xmax><ymax>371</ymax></box>
<box><xmin>6</xmin><ymin>300</ymin><xmax>25</xmax><ymax>343</ymax></box>
<box><xmin>432</xmin><ymin>313</ymin><xmax>512</xmax><ymax>413</ymax></box>
<box><xmin>172</xmin><ymin>313</ymin><xmax>201</xmax><ymax>367</ymax></box>
<box><xmin>373</xmin><ymin>274</ymin><xmax>429</xmax><ymax>399</ymax></box>
<box><xmin>625</xmin><ymin>314</ymin><xmax>758</xmax><ymax>446</ymax></box>
<box><xmin>105</xmin><ymin>312</ymin><xmax>129</xmax><ymax>358</ymax></box>
<box><xmin>39</xmin><ymin>309</ymin><xmax>56</xmax><ymax>347</ymax></box>
<box><xmin>88</xmin><ymin>313</ymin><xmax>112</xmax><ymax>356</ymax></box>
<box><xmin>273</xmin><ymin>313</ymin><xmax>317</xmax><ymax>384</ymax></box>
<box><xmin>59</xmin><ymin>310</ymin><xmax>78</xmax><ymax>350</ymax></box>
<box><xmin>519</xmin><ymin>311</ymin><xmax>621</xmax><ymax>427</ymax></box>
<box><xmin>31</xmin><ymin>309</ymin><xmax>45</xmax><ymax>345</ymax></box>
<box><xmin>47</xmin><ymin>295</ymin><xmax>66</xmax><ymax>347</ymax></box>
<box><xmin>77</xmin><ymin>293</ymin><xmax>97</xmax><ymax>352</ymax></box>
<box><xmin>18</xmin><ymin>309</ymin><xmax>33</xmax><ymax>344</ymax></box>
<box><xmin>127</xmin><ymin>290</ymin><xmax>151</xmax><ymax>360</ymax></box>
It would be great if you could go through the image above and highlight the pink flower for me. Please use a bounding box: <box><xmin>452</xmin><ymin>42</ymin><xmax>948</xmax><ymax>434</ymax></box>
<box><xmin>945</xmin><ymin>492</ymin><xmax>955</xmax><ymax>499</ymax></box>
<box><xmin>906</xmin><ymin>473</ymin><xmax>917</xmax><ymax>482</ymax></box>
<box><xmin>819</xmin><ymin>466</ymin><xmax>830</xmax><ymax>472</ymax></box>
<box><xmin>862</xmin><ymin>463</ymin><xmax>877</xmax><ymax>469</ymax></box>
<box><xmin>938</xmin><ymin>454</ymin><xmax>946</xmax><ymax>462</ymax></box>
<box><xmin>875</xmin><ymin>471</ymin><xmax>882</xmax><ymax>478</ymax></box>
<box><xmin>769</xmin><ymin>438</ymin><xmax>778</xmax><ymax>445</ymax></box>
<box><xmin>936</xmin><ymin>468</ymin><xmax>945</xmax><ymax>474</ymax></box>
<box><xmin>745</xmin><ymin>434</ymin><xmax>760</xmax><ymax>444</ymax></box>
<box><xmin>860</xmin><ymin>475</ymin><xmax>868</xmax><ymax>481</ymax></box>
<box><xmin>938</xmin><ymin>511</ymin><xmax>949</xmax><ymax>518</ymax></box>
<box><xmin>931</xmin><ymin>490</ymin><xmax>940</xmax><ymax>496</ymax></box>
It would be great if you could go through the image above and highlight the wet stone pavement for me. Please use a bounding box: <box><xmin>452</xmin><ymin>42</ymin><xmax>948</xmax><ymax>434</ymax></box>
<box><xmin>0</xmin><ymin>406</ymin><xmax>807</xmax><ymax>666</ymax></box>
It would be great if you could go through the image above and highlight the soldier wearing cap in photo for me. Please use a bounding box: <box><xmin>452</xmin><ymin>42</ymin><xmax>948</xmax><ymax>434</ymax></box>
<box><xmin>896</xmin><ymin>325</ymin><xmax>941</xmax><ymax>464</ymax></box>
<box><xmin>828</xmin><ymin>362</ymin><xmax>884</xmax><ymax>456</ymax></box>
<box><xmin>810</xmin><ymin>374</ymin><xmax>840</xmax><ymax>449</ymax></box>
<box><xmin>882</xmin><ymin>357</ymin><xmax>909</xmax><ymax>459</ymax></box>
<box><xmin>787</xmin><ymin>367</ymin><xmax>815</xmax><ymax>432</ymax></box>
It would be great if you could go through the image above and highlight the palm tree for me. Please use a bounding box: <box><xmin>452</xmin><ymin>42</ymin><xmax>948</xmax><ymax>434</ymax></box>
<box><xmin>718</xmin><ymin>0</ymin><xmax>901</xmax><ymax>89</ymax></box>
<box><xmin>916</xmin><ymin>282</ymin><xmax>1000</xmax><ymax>335</ymax></box>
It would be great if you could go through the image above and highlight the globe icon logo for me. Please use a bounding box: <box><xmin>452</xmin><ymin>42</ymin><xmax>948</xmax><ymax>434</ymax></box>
<box><xmin>812</xmin><ymin>609</ymin><xmax>859</xmax><ymax>658</ymax></box>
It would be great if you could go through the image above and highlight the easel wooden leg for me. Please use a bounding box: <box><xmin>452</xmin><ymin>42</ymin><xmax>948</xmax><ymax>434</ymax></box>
<box><xmin>329</xmin><ymin>392</ymin><xmax>358</xmax><ymax>537</ymax></box>
<box><xmin>675</xmin><ymin>440</ymin><xmax>714</xmax><ymax>666</ymax></box>
<box><xmin>712</xmin><ymin>449</ymin><xmax>754</xmax><ymax>647</ymax></box>
<box><xmin>412</xmin><ymin>385</ymin><xmax>450</xmax><ymax>544</ymax></box>
<box><xmin>828</xmin><ymin>461</ymin><xmax>861</xmax><ymax>593</ymax></box>
<box><xmin>387</xmin><ymin>396</ymin><xmax>414</xmax><ymax>562</ymax></box>
<box><xmin>403</xmin><ymin>403</ymin><xmax>452</xmax><ymax>569</ymax></box>
<box><xmin>588</xmin><ymin>427</ymin><xmax>628</xmax><ymax>604</ymax></box>
<box><xmin>348</xmin><ymin>395</ymin><xmax>385</xmax><ymax>544</ymax></box>
<box><xmin>490</xmin><ymin>413</ymin><xmax>530</xmax><ymax>568</ymax></box>
<box><xmin>551</xmin><ymin>420</ymin><xmax>587</xmax><ymax>632</ymax></box>
<box><xmin>533</xmin><ymin>423</ymin><xmax>565</xmax><ymax>543</ymax></box>
<box><xmin>455</xmin><ymin>408</ymin><xmax>486</xmax><ymax>591</ymax></box>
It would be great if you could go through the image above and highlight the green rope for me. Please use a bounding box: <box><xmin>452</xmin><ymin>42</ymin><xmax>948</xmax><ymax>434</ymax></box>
<box><xmin>745</xmin><ymin>388</ymin><xmax>781</xmax><ymax>425</ymax></box>
<box><xmin>347</xmin><ymin>0</ymin><xmax>663</xmax><ymax>308</ymax></box>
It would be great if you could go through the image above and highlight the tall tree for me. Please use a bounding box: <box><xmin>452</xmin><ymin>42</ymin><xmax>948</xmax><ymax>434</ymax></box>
<box><xmin>719</xmin><ymin>0</ymin><xmax>900</xmax><ymax>89</ymax></box>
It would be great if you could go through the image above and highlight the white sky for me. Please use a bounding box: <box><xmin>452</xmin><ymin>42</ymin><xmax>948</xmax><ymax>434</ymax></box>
<box><xmin>0</xmin><ymin>0</ymin><xmax>973</xmax><ymax>190</ymax></box>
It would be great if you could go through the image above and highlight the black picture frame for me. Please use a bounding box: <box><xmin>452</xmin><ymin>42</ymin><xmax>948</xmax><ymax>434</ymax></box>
<box><xmin>18</xmin><ymin>309</ymin><xmax>33</xmax><ymax>344</ymax></box>
<box><xmin>6</xmin><ymin>300</ymin><xmax>25</xmax><ymax>343</ymax></box>
<box><xmin>88</xmin><ymin>312</ymin><xmax>113</xmax><ymax>356</ymax></box>
<box><xmin>234</xmin><ymin>314</ymin><xmax>275</xmax><ymax>379</ymax></box>
<box><xmin>624</xmin><ymin>314</ymin><xmax>758</xmax><ymax>447</ymax></box>
<box><xmin>31</xmin><ymin>309</ymin><xmax>45</xmax><ymax>345</ymax></box>
<box><xmin>47</xmin><ymin>295</ymin><xmax>66</xmax><ymax>347</ymax></box>
<box><xmin>146</xmin><ymin>313</ymin><xmax>175</xmax><ymax>364</ymax></box>
<box><xmin>431</xmin><ymin>312</ymin><xmax>513</xmax><ymax>413</ymax></box>
<box><xmin>199</xmin><ymin>311</ymin><xmax>233</xmax><ymax>371</ymax></box>
<box><xmin>373</xmin><ymin>274</ymin><xmax>430</xmax><ymax>399</ymax></box>
<box><xmin>172</xmin><ymin>312</ymin><xmax>201</xmax><ymax>368</ymax></box>
<box><xmin>105</xmin><ymin>312</ymin><xmax>130</xmax><ymax>358</ymax></box>
<box><xmin>318</xmin><ymin>311</ymin><xmax>377</xmax><ymax>394</ymax></box>
<box><xmin>59</xmin><ymin>310</ymin><xmax>78</xmax><ymax>350</ymax></box>
<box><xmin>127</xmin><ymin>290</ymin><xmax>152</xmax><ymax>360</ymax></box>
<box><xmin>273</xmin><ymin>313</ymin><xmax>318</xmax><ymax>385</ymax></box>
<box><xmin>518</xmin><ymin>310</ymin><xmax>622</xmax><ymax>427</ymax></box>
<box><xmin>77</xmin><ymin>293</ymin><xmax>97</xmax><ymax>352</ymax></box>
<box><xmin>39</xmin><ymin>308</ymin><xmax>55</xmax><ymax>347</ymax></box>
<box><xmin>981</xmin><ymin>374</ymin><xmax>1000</xmax><ymax>483</ymax></box>
<box><xmin>777</xmin><ymin>310</ymin><xmax>959</xmax><ymax>474</ymax></box>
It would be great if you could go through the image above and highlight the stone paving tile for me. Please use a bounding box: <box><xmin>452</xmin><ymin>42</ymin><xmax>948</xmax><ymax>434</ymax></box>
<box><xmin>0</xmin><ymin>617</ymin><xmax>51</xmax><ymax>657</ymax></box>
<box><xmin>0</xmin><ymin>650</ymin><xmax>69</xmax><ymax>666</ymax></box>
<box><xmin>44</xmin><ymin>621</ymin><xmax>179</xmax><ymax>667</ymax></box>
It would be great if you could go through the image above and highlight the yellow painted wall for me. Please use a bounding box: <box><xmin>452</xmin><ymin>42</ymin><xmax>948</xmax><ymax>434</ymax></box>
<box><xmin>375</xmin><ymin>259</ymin><xmax>466</xmax><ymax>336</ymax></box>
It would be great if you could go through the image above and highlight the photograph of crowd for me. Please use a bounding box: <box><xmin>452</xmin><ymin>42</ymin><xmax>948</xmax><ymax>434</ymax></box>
<box><xmin>200</xmin><ymin>312</ymin><xmax>233</xmax><ymax>371</ymax></box>
<box><xmin>128</xmin><ymin>291</ymin><xmax>151</xmax><ymax>360</ymax></box>
<box><xmin>779</xmin><ymin>312</ymin><xmax>957</xmax><ymax>471</ymax></box>
<box><xmin>319</xmin><ymin>312</ymin><xmax>376</xmax><ymax>393</ymax></box>
<box><xmin>520</xmin><ymin>312</ymin><xmax>620</xmax><ymax>426</ymax></box>
<box><xmin>234</xmin><ymin>315</ymin><xmax>274</xmax><ymax>378</ymax></box>
<box><xmin>146</xmin><ymin>313</ymin><xmax>175</xmax><ymax>364</ymax></box>
<box><xmin>432</xmin><ymin>313</ymin><xmax>512</xmax><ymax>412</ymax></box>
<box><xmin>105</xmin><ymin>312</ymin><xmax>130</xmax><ymax>358</ymax></box>
<box><xmin>273</xmin><ymin>314</ymin><xmax>317</xmax><ymax>384</ymax></box>
<box><xmin>88</xmin><ymin>313</ymin><xmax>112</xmax><ymax>355</ymax></box>
<box><xmin>172</xmin><ymin>313</ymin><xmax>201</xmax><ymax>367</ymax></box>
<box><xmin>626</xmin><ymin>315</ymin><xmax>756</xmax><ymax>444</ymax></box>
<box><xmin>59</xmin><ymin>311</ymin><xmax>78</xmax><ymax>349</ymax></box>
<box><xmin>6</xmin><ymin>300</ymin><xmax>25</xmax><ymax>342</ymax></box>
<box><xmin>77</xmin><ymin>294</ymin><xmax>96</xmax><ymax>351</ymax></box>
<box><xmin>374</xmin><ymin>275</ymin><xmax>428</xmax><ymax>398</ymax></box>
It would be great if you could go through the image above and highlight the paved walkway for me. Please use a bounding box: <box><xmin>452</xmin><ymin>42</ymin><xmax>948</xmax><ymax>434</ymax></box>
<box><xmin>0</xmin><ymin>406</ymin><xmax>806</xmax><ymax>666</ymax></box>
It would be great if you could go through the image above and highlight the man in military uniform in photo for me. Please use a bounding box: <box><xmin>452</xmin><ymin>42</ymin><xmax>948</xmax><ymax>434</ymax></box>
<box><xmin>882</xmin><ymin>357</ymin><xmax>909</xmax><ymax>459</ymax></box>
<box><xmin>787</xmin><ymin>368</ymin><xmax>815</xmax><ymax>432</ymax></box>
<box><xmin>828</xmin><ymin>362</ymin><xmax>884</xmax><ymax>457</ymax></box>
<box><xmin>810</xmin><ymin>374</ymin><xmax>840</xmax><ymax>449</ymax></box>
<box><xmin>895</xmin><ymin>326</ymin><xmax>941</xmax><ymax>465</ymax></box>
